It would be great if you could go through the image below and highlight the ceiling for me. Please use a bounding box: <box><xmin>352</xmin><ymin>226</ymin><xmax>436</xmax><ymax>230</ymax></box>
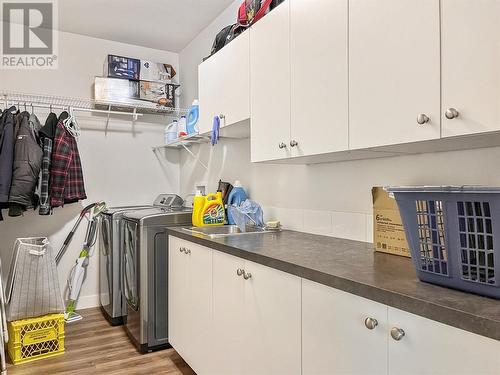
<box><xmin>58</xmin><ymin>0</ymin><xmax>236</xmax><ymax>52</ymax></box>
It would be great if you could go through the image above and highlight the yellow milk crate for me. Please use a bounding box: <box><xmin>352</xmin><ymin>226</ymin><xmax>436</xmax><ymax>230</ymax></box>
<box><xmin>7</xmin><ymin>313</ymin><xmax>65</xmax><ymax>365</ymax></box>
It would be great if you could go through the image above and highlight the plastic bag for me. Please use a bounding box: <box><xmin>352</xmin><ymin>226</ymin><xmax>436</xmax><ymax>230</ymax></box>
<box><xmin>228</xmin><ymin>199</ymin><xmax>264</xmax><ymax>232</ymax></box>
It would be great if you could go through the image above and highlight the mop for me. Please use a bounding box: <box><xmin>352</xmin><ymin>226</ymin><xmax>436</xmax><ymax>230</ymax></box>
<box><xmin>56</xmin><ymin>202</ymin><xmax>106</xmax><ymax>323</ymax></box>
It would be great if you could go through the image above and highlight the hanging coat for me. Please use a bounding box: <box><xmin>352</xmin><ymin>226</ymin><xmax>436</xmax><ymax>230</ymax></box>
<box><xmin>38</xmin><ymin>112</ymin><xmax>58</xmax><ymax>215</ymax></box>
<box><xmin>50</xmin><ymin>120</ymin><xmax>86</xmax><ymax>207</ymax></box>
<box><xmin>0</xmin><ymin>107</ymin><xmax>16</xmax><ymax>203</ymax></box>
<box><xmin>8</xmin><ymin>111</ymin><xmax>43</xmax><ymax>216</ymax></box>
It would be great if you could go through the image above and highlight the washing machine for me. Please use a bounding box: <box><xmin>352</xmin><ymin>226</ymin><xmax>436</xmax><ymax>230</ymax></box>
<box><xmin>121</xmin><ymin>195</ymin><xmax>192</xmax><ymax>352</ymax></box>
<box><xmin>98</xmin><ymin>194</ymin><xmax>181</xmax><ymax>326</ymax></box>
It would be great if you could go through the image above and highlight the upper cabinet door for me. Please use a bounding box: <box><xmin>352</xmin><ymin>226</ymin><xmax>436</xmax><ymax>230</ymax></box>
<box><xmin>441</xmin><ymin>0</ymin><xmax>500</xmax><ymax>137</ymax></box>
<box><xmin>349</xmin><ymin>0</ymin><xmax>441</xmax><ymax>149</ymax></box>
<box><xmin>198</xmin><ymin>30</ymin><xmax>250</xmax><ymax>134</ymax></box>
<box><xmin>250</xmin><ymin>1</ymin><xmax>291</xmax><ymax>162</ymax></box>
<box><xmin>290</xmin><ymin>0</ymin><xmax>348</xmax><ymax>157</ymax></box>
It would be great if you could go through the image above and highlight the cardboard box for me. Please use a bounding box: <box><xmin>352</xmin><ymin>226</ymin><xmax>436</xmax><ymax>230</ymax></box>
<box><xmin>105</xmin><ymin>55</ymin><xmax>140</xmax><ymax>80</ymax></box>
<box><xmin>372</xmin><ymin>187</ymin><xmax>411</xmax><ymax>257</ymax></box>
<box><xmin>139</xmin><ymin>81</ymin><xmax>178</xmax><ymax>107</ymax></box>
<box><xmin>140</xmin><ymin>60</ymin><xmax>176</xmax><ymax>82</ymax></box>
<box><xmin>94</xmin><ymin>77</ymin><xmax>142</xmax><ymax>106</ymax></box>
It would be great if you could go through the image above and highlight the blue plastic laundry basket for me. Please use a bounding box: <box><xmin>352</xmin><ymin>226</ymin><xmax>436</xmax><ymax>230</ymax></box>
<box><xmin>386</xmin><ymin>186</ymin><xmax>500</xmax><ymax>299</ymax></box>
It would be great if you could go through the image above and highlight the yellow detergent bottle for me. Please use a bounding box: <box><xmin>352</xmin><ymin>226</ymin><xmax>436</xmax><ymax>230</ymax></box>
<box><xmin>192</xmin><ymin>191</ymin><xmax>225</xmax><ymax>227</ymax></box>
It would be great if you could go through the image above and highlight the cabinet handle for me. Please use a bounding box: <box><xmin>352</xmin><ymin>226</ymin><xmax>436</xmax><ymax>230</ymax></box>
<box><xmin>185</xmin><ymin>248</ymin><xmax>191</xmax><ymax>255</ymax></box>
<box><xmin>416</xmin><ymin>114</ymin><xmax>430</xmax><ymax>125</ymax></box>
<box><xmin>179</xmin><ymin>247</ymin><xmax>185</xmax><ymax>253</ymax></box>
<box><xmin>243</xmin><ymin>271</ymin><xmax>252</xmax><ymax>280</ymax></box>
<box><xmin>445</xmin><ymin>108</ymin><xmax>459</xmax><ymax>120</ymax></box>
<box><xmin>236</xmin><ymin>268</ymin><xmax>244</xmax><ymax>276</ymax></box>
<box><xmin>390</xmin><ymin>327</ymin><xmax>405</xmax><ymax>341</ymax></box>
<box><xmin>290</xmin><ymin>140</ymin><xmax>298</xmax><ymax>147</ymax></box>
<box><xmin>278</xmin><ymin>142</ymin><xmax>287</xmax><ymax>149</ymax></box>
<box><xmin>364</xmin><ymin>317</ymin><xmax>378</xmax><ymax>330</ymax></box>
<box><xmin>219</xmin><ymin>114</ymin><xmax>226</xmax><ymax>120</ymax></box>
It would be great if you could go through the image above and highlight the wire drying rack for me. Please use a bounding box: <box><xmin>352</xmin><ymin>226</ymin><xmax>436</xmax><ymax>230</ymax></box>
<box><xmin>1</xmin><ymin>91</ymin><xmax>188</xmax><ymax>133</ymax></box>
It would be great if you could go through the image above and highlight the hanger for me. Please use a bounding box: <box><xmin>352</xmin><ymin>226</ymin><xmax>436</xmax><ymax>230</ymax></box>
<box><xmin>63</xmin><ymin>106</ymin><xmax>81</xmax><ymax>138</ymax></box>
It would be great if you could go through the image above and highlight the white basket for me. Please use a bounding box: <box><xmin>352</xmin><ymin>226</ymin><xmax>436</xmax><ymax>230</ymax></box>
<box><xmin>6</xmin><ymin>238</ymin><xmax>64</xmax><ymax>321</ymax></box>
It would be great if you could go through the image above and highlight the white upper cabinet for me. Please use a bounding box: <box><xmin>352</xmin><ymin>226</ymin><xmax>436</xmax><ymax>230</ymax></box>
<box><xmin>441</xmin><ymin>0</ymin><xmax>500</xmax><ymax>137</ymax></box>
<box><xmin>250</xmin><ymin>0</ymin><xmax>291</xmax><ymax>162</ymax></box>
<box><xmin>388</xmin><ymin>307</ymin><xmax>500</xmax><ymax>375</ymax></box>
<box><xmin>349</xmin><ymin>0</ymin><xmax>441</xmax><ymax>149</ymax></box>
<box><xmin>290</xmin><ymin>0</ymin><xmax>348</xmax><ymax>157</ymax></box>
<box><xmin>198</xmin><ymin>30</ymin><xmax>250</xmax><ymax>135</ymax></box>
<box><xmin>302</xmin><ymin>279</ymin><xmax>388</xmax><ymax>375</ymax></box>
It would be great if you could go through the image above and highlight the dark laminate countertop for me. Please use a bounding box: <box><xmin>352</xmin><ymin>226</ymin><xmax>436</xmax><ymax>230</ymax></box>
<box><xmin>168</xmin><ymin>228</ymin><xmax>500</xmax><ymax>341</ymax></box>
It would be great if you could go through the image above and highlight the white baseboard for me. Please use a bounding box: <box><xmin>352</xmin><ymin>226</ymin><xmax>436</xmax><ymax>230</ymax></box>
<box><xmin>75</xmin><ymin>294</ymin><xmax>100</xmax><ymax>310</ymax></box>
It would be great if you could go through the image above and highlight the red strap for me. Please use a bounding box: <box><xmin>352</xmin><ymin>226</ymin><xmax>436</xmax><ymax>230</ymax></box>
<box><xmin>238</xmin><ymin>3</ymin><xmax>247</xmax><ymax>25</ymax></box>
<box><xmin>253</xmin><ymin>0</ymin><xmax>273</xmax><ymax>23</ymax></box>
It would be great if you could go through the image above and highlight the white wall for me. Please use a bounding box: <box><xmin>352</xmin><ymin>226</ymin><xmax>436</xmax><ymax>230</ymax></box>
<box><xmin>178</xmin><ymin>1</ymin><xmax>500</xmax><ymax>243</ymax></box>
<box><xmin>179</xmin><ymin>0</ymin><xmax>242</xmax><ymax>108</ymax></box>
<box><xmin>0</xmin><ymin>30</ymin><xmax>180</xmax><ymax>309</ymax></box>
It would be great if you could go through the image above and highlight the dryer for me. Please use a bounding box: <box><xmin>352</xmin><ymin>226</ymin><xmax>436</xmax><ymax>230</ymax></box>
<box><xmin>121</xmin><ymin>195</ymin><xmax>192</xmax><ymax>352</ymax></box>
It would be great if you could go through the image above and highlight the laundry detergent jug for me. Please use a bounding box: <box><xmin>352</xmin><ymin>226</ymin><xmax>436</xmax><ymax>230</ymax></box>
<box><xmin>226</xmin><ymin>181</ymin><xmax>248</xmax><ymax>225</ymax></box>
<box><xmin>186</xmin><ymin>99</ymin><xmax>199</xmax><ymax>135</ymax></box>
<box><xmin>192</xmin><ymin>191</ymin><xmax>225</xmax><ymax>227</ymax></box>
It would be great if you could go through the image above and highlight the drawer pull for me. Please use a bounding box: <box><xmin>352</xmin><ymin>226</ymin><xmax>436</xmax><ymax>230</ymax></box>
<box><xmin>364</xmin><ymin>317</ymin><xmax>378</xmax><ymax>330</ymax></box>
<box><xmin>390</xmin><ymin>327</ymin><xmax>405</xmax><ymax>341</ymax></box>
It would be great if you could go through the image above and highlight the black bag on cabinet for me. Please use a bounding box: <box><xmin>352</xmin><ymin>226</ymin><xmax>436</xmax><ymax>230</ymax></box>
<box><xmin>205</xmin><ymin>24</ymin><xmax>246</xmax><ymax>61</ymax></box>
<box><xmin>270</xmin><ymin>0</ymin><xmax>285</xmax><ymax>9</ymax></box>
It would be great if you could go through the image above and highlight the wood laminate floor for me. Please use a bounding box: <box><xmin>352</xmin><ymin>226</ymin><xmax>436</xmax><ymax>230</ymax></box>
<box><xmin>6</xmin><ymin>307</ymin><xmax>196</xmax><ymax>375</ymax></box>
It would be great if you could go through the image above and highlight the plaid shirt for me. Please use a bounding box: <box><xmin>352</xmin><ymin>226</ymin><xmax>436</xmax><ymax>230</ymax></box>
<box><xmin>39</xmin><ymin>137</ymin><xmax>53</xmax><ymax>215</ymax></box>
<box><xmin>50</xmin><ymin>121</ymin><xmax>86</xmax><ymax>207</ymax></box>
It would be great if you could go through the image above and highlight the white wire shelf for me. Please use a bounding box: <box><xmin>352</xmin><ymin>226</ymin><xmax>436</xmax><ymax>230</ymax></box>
<box><xmin>152</xmin><ymin>133</ymin><xmax>212</xmax><ymax>150</ymax></box>
<box><xmin>1</xmin><ymin>91</ymin><xmax>188</xmax><ymax>117</ymax></box>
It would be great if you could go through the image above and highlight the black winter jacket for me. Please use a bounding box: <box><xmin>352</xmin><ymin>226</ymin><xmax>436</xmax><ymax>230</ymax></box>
<box><xmin>8</xmin><ymin>111</ymin><xmax>43</xmax><ymax>214</ymax></box>
<box><xmin>0</xmin><ymin>107</ymin><xmax>16</xmax><ymax>203</ymax></box>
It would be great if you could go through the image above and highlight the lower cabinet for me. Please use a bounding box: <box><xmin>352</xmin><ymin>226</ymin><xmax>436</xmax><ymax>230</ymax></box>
<box><xmin>169</xmin><ymin>238</ymin><xmax>301</xmax><ymax>375</ymax></box>
<box><xmin>170</xmin><ymin>238</ymin><xmax>500</xmax><ymax>375</ymax></box>
<box><xmin>168</xmin><ymin>237</ymin><xmax>212</xmax><ymax>375</ymax></box>
<box><xmin>302</xmin><ymin>279</ymin><xmax>388</xmax><ymax>375</ymax></box>
<box><xmin>211</xmin><ymin>250</ymin><xmax>245</xmax><ymax>375</ymax></box>
<box><xmin>387</xmin><ymin>307</ymin><xmax>500</xmax><ymax>375</ymax></box>
<box><xmin>241</xmin><ymin>258</ymin><xmax>301</xmax><ymax>375</ymax></box>
<box><xmin>303</xmin><ymin>279</ymin><xmax>500</xmax><ymax>375</ymax></box>
<box><xmin>212</xmin><ymin>251</ymin><xmax>301</xmax><ymax>375</ymax></box>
